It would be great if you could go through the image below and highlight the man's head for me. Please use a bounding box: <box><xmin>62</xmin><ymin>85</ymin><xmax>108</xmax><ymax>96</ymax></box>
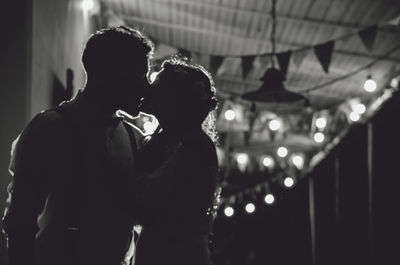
<box><xmin>81</xmin><ymin>26</ymin><xmax>154</xmax><ymax>116</ymax></box>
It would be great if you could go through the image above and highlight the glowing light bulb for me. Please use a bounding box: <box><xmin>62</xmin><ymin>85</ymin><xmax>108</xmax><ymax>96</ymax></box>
<box><xmin>390</xmin><ymin>78</ymin><xmax>398</xmax><ymax>88</ymax></box>
<box><xmin>262</xmin><ymin>156</ymin><xmax>274</xmax><ymax>167</ymax></box>
<box><xmin>364</xmin><ymin>77</ymin><xmax>377</xmax><ymax>92</ymax></box>
<box><xmin>268</xmin><ymin>119</ymin><xmax>281</xmax><ymax>131</ymax></box>
<box><xmin>292</xmin><ymin>155</ymin><xmax>304</xmax><ymax>170</ymax></box>
<box><xmin>236</xmin><ymin>153</ymin><xmax>248</xmax><ymax>165</ymax></box>
<box><xmin>284</xmin><ymin>177</ymin><xmax>294</xmax><ymax>188</ymax></box>
<box><xmin>245</xmin><ymin>203</ymin><xmax>256</xmax><ymax>214</ymax></box>
<box><xmin>224</xmin><ymin>109</ymin><xmax>236</xmax><ymax>121</ymax></box>
<box><xmin>143</xmin><ymin>121</ymin><xmax>157</xmax><ymax>134</ymax></box>
<box><xmin>314</xmin><ymin>132</ymin><xmax>325</xmax><ymax>143</ymax></box>
<box><xmin>315</xmin><ymin>117</ymin><xmax>327</xmax><ymax>129</ymax></box>
<box><xmin>277</xmin><ymin>147</ymin><xmax>288</xmax><ymax>158</ymax></box>
<box><xmin>149</xmin><ymin>72</ymin><xmax>158</xmax><ymax>83</ymax></box>
<box><xmin>354</xmin><ymin>103</ymin><xmax>366</xmax><ymax>114</ymax></box>
<box><xmin>264</xmin><ymin>194</ymin><xmax>275</xmax><ymax>204</ymax></box>
<box><xmin>350</xmin><ymin>111</ymin><xmax>360</xmax><ymax>122</ymax></box>
<box><xmin>82</xmin><ymin>0</ymin><xmax>95</xmax><ymax>11</ymax></box>
<box><xmin>224</xmin><ymin>206</ymin><xmax>234</xmax><ymax>217</ymax></box>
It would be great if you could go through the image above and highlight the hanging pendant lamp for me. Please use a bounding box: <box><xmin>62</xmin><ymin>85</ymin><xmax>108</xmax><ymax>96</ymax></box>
<box><xmin>242</xmin><ymin>68</ymin><xmax>305</xmax><ymax>102</ymax></box>
<box><xmin>241</xmin><ymin>0</ymin><xmax>305</xmax><ymax>103</ymax></box>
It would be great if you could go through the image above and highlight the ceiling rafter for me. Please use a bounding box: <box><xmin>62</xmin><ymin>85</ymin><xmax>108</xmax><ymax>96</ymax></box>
<box><xmin>114</xmin><ymin>0</ymin><xmax>400</xmax><ymax>32</ymax></box>
<box><xmin>122</xmin><ymin>15</ymin><xmax>400</xmax><ymax>63</ymax></box>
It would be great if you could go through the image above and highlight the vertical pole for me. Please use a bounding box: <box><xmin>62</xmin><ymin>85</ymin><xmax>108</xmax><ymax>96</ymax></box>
<box><xmin>334</xmin><ymin>154</ymin><xmax>341</xmax><ymax>265</ymax></box>
<box><xmin>309</xmin><ymin>177</ymin><xmax>316</xmax><ymax>265</ymax></box>
<box><xmin>367</xmin><ymin>122</ymin><xmax>374</xmax><ymax>265</ymax></box>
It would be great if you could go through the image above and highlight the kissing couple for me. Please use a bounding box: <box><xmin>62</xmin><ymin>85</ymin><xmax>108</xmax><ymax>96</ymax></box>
<box><xmin>2</xmin><ymin>26</ymin><xmax>219</xmax><ymax>265</ymax></box>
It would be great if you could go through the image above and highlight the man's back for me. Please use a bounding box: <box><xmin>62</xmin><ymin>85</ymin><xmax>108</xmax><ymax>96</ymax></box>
<box><xmin>3</xmin><ymin>94</ymin><xmax>138</xmax><ymax>265</ymax></box>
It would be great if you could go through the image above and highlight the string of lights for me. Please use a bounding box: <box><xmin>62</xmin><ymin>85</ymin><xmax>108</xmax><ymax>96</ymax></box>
<box><xmin>217</xmin><ymin>81</ymin><xmax>399</xmax><ymax>218</ymax></box>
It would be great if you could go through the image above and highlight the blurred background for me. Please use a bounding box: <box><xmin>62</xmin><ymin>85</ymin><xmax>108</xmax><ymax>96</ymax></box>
<box><xmin>1</xmin><ymin>0</ymin><xmax>400</xmax><ymax>264</ymax></box>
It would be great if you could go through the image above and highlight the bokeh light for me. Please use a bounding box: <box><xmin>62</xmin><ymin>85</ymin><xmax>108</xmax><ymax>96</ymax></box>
<box><xmin>224</xmin><ymin>109</ymin><xmax>236</xmax><ymax>121</ymax></box>
<box><xmin>245</xmin><ymin>203</ymin><xmax>256</xmax><ymax>214</ymax></box>
<box><xmin>264</xmin><ymin>194</ymin><xmax>275</xmax><ymax>204</ymax></box>
<box><xmin>314</xmin><ymin>132</ymin><xmax>325</xmax><ymax>143</ymax></box>
<box><xmin>236</xmin><ymin>153</ymin><xmax>249</xmax><ymax>165</ymax></box>
<box><xmin>284</xmin><ymin>177</ymin><xmax>295</xmax><ymax>188</ymax></box>
<box><xmin>82</xmin><ymin>0</ymin><xmax>95</xmax><ymax>11</ymax></box>
<box><xmin>292</xmin><ymin>154</ymin><xmax>304</xmax><ymax>170</ymax></box>
<box><xmin>224</xmin><ymin>206</ymin><xmax>234</xmax><ymax>217</ymax></box>
<box><xmin>364</xmin><ymin>78</ymin><xmax>377</xmax><ymax>92</ymax></box>
<box><xmin>262</xmin><ymin>156</ymin><xmax>274</xmax><ymax>168</ymax></box>
<box><xmin>315</xmin><ymin>117</ymin><xmax>327</xmax><ymax>129</ymax></box>
<box><xmin>277</xmin><ymin>147</ymin><xmax>288</xmax><ymax>158</ymax></box>
<box><xmin>354</xmin><ymin>103</ymin><xmax>366</xmax><ymax>114</ymax></box>
<box><xmin>268</xmin><ymin>119</ymin><xmax>281</xmax><ymax>131</ymax></box>
<box><xmin>350</xmin><ymin>111</ymin><xmax>360</xmax><ymax>122</ymax></box>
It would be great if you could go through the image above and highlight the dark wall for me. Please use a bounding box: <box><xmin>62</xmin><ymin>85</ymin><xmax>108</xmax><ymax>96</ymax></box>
<box><xmin>369</xmin><ymin>90</ymin><xmax>400</xmax><ymax>265</ymax></box>
<box><xmin>0</xmin><ymin>1</ymin><xmax>94</xmax><ymax>263</ymax></box>
<box><xmin>311</xmin><ymin>91</ymin><xmax>400</xmax><ymax>265</ymax></box>
<box><xmin>30</xmin><ymin>0</ymin><xmax>92</xmax><ymax>117</ymax></box>
<box><xmin>0</xmin><ymin>1</ymin><xmax>32</xmax><ymax>264</ymax></box>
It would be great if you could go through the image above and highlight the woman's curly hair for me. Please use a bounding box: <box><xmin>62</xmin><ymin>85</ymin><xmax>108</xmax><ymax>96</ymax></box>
<box><xmin>157</xmin><ymin>55</ymin><xmax>219</xmax><ymax>143</ymax></box>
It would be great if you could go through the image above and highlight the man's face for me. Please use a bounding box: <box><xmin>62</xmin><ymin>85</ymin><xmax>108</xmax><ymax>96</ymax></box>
<box><xmin>116</xmin><ymin>59</ymin><xmax>150</xmax><ymax>116</ymax></box>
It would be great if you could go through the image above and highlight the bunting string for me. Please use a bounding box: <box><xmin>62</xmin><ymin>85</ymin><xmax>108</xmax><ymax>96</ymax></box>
<box><xmin>148</xmin><ymin>15</ymin><xmax>398</xmax><ymax>58</ymax></box>
<box><xmin>214</xmin><ymin>42</ymin><xmax>400</xmax><ymax>97</ymax></box>
<box><xmin>297</xmin><ymin>42</ymin><xmax>400</xmax><ymax>94</ymax></box>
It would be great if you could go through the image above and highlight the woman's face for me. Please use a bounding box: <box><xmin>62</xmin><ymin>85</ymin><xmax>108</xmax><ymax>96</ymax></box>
<box><xmin>147</xmin><ymin>71</ymin><xmax>181</xmax><ymax>127</ymax></box>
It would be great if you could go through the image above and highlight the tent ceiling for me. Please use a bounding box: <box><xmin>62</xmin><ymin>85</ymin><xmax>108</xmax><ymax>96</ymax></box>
<box><xmin>103</xmin><ymin>0</ymin><xmax>400</xmax><ymax>108</ymax></box>
<box><xmin>102</xmin><ymin>0</ymin><xmax>400</xmax><ymax>166</ymax></box>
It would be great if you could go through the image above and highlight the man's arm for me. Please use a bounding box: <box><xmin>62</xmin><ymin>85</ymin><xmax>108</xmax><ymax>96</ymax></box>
<box><xmin>2</xmin><ymin>112</ymin><xmax>65</xmax><ymax>265</ymax></box>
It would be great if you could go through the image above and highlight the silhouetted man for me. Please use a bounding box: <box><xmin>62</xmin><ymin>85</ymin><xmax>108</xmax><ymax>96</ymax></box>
<box><xmin>2</xmin><ymin>26</ymin><xmax>153</xmax><ymax>265</ymax></box>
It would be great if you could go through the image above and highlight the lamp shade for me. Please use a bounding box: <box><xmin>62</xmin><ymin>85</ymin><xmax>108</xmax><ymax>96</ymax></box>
<box><xmin>242</xmin><ymin>68</ymin><xmax>305</xmax><ymax>103</ymax></box>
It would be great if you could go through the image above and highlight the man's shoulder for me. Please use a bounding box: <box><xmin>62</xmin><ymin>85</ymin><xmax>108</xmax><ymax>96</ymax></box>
<box><xmin>22</xmin><ymin>109</ymin><xmax>69</xmax><ymax>139</ymax></box>
<box><xmin>10</xmin><ymin>109</ymin><xmax>71</xmax><ymax>168</ymax></box>
<box><xmin>33</xmin><ymin>109</ymin><xmax>64</xmax><ymax>123</ymax></box>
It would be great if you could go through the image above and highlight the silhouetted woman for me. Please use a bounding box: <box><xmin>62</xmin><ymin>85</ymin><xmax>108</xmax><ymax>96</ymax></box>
<box><xmin>134</xmin><ymin>57</ymin><xmax>219</xmax><ymax>265</ymax></box>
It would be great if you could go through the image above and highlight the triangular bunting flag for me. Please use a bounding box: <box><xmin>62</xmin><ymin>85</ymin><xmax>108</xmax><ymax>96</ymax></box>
<box><xmin>277</xmin><ymin>50</ymin><xmax>292</xmax><ymax>77</ymax></box>
<box><xmin>292</xmin><ymin>48</ymin><xmax>310</xmax><ymax>68</ymax></box>
<box><xmin>178</xmin><ymin>49</ymin><xmax>192</xmax><ymax>59</ymax></box>
<box><xmin>241</xmin><ymin>56</ymin><xmax>256</xmax><ymax>80</ymax></box>
<box><xmin>313</xmin><ymin>41</ymin><xmax>335</xmax><ymax>74</ymax></box>
<box><xmin>358</xmin><ymin>25</ymin><xmax>378</xmax><ymax>52</ymax></box>
<box><xmin>209</xmin><ymin>55</ymin><xmax>224</xmax><ymax>77</ymax></box>
<box><xmin>386</xmin><ymin>14</ymin><xmax>400</xmax><ymax>26</ymax></box>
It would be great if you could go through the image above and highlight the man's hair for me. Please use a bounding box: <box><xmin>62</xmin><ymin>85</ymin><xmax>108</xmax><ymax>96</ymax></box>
<box><xmin>81</xmin><ymin>26</ymin><xmax>154</xmax><ymax>77</ymax></box>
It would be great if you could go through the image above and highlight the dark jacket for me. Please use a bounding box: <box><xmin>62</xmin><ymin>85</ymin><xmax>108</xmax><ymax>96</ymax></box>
<box><xmin>2</xmin><ymin>92</ymin><xmax>141</xmax><ymax>265</ymax></box>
